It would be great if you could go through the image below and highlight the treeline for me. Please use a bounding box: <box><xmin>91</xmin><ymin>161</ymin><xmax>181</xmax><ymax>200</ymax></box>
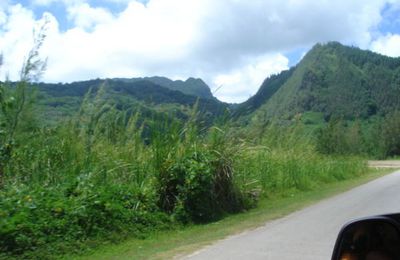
<box><xmin>316</xmin><ymin>112</ymin><xmax>400</xmax><ymax>158</ymax></box>
<box><xmin>323</xmin><ymin>41</ymin><xmax>400</xmax><ymax>69</ymax></box>
<box><xmin>25</xmin><ymin>77</ymin><xmax>228</xmax><ymax>127</ymax></box>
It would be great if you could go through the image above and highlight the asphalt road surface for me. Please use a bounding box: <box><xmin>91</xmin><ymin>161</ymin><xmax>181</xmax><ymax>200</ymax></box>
<box><xmin>182</xmin><ymin>170</ymin><xmax>400</xmax><ymax>260</ymax></box>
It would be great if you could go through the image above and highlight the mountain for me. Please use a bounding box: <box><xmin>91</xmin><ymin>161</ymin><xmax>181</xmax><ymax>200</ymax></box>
<box><xmin>33</xmin><ymin>42</ymin><xmax>400</xmax><ymax>127</ymax></box>
<box><xmin>234</xmin><ymin>67</ymin><xmax>295</xmax><ymax>117</ymax></box>
<box><xmin>35</xmin><ymin>78</ymin><xmax>227</xmax><ymax>125</ymax></box>
<box><xmin>242</xmin><ymin>42</ymin><xmax>400</xmax><ymax>124</ymax></box>
<box><xmin>112</xmin><ymin>76</ymin><xmax>215</xmax><ymax>100</ymax></box>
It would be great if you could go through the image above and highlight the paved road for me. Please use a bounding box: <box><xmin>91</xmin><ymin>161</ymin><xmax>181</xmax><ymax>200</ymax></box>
<box><xmin>182</xmin><ymin>170</ymin><xmax>400</xmax><ymax>260</ymax></box>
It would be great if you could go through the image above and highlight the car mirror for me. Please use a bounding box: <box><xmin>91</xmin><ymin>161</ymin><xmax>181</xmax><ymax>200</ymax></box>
<box><xmin>332</xmin><ymin>217</ymin><xmax>400</xmax><ymax>260</ymax></box>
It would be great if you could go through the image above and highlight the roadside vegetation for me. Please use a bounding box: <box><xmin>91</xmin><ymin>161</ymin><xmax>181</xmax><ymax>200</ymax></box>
<box><xmin>0</xmin><ymin>35</ymin><xmax>377</xmax><ymax>260</ymax></box>
<box><xmin>75</xmin><ymin>167</ymin><xmax>389</xmax><ymax>260</ymax></box>
<box><xmin>316</xmin><ymin>113</ymin><xmax>400</xmax><ymax>158</ymax></box>
<box><xmin>0</xmin><ymin>82</ymin><xmax>367</xmax><ymax>259</ymax></box>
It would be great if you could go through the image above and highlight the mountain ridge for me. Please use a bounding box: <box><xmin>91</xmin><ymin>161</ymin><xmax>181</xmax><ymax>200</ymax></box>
<box><xmin>111</xmin><ymin>76</ymin><xmax>215</xmax><ymax>100</ymax></box>
<box><xmin>30</xmin><ymin>41</ymin><xmax>400</xmax><ymax>126</ymax></box>
<box><xmin>245</xmin><ymin>42</ymin><xmax>400</xmax><ymax>124</ymax></box>
<box><xmin>34</xmin><ymin>77</ymin><xmax>228</xmax><ymax>125</ymax></box>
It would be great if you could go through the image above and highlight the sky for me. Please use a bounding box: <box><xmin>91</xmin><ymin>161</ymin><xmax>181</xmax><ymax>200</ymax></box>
<box><xmin>1</xmin><ymin>0</ymin><xmax>400</xmax><ymax>103</ymax></box>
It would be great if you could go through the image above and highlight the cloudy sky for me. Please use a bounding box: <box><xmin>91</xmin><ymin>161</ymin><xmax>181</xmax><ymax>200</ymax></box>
<box><xmin>1</xmin><ymin>0</ymin><xmax>400</xmax><ymax>102</ymax></box>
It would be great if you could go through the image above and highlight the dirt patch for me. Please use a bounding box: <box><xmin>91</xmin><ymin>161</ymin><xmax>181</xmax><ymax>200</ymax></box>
<box><xmin>368</xmin><ymin>160</ymin><xmax>400</xmax><ymax>168</ymax></box>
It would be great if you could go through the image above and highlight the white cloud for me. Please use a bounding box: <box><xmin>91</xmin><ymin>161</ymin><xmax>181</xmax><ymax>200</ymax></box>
<box><xmin>32</xmin><ymin>0</ymin><xmax>87</xmax><ymax>7</ymax></box>
<box><xmin>103</xmin><ymin>0</ymin><xmax>141</xmax><ymax>3</ymax></box>
<box><xmin>0</xmin><ymin>10</ymin><xmax>6</xmax><ymax>27</ymax></box>
<box><xmin>1</xmin><ymin>0</ymin><xmax>399</xmax><ymax>102</ymax></box>
<box><xmin>192</xmin><ymin>0</ymin><xmax>387</xmax><ymax>61</ymax></box>
<box><xmin>213</xmin><ymin>54</ymin><xmax>289</xmax><ymax>103</ymax></box>
<box><xmin>66</xmin><ymin>3</ymin><xmax>114</xmax><ymax>30</ymax></box>
<box><xmin>32</xmin><ymin>0</ymin><xmax>57</xmax><ymax>6</ymax></box>
<box><xmin>39</xmin><ymin>0</ymin><xmax>205</xmax><ymax>83</ymax></box>
<box><xmin>0</xmin><ymin>1</ymin><xmax>10</xmax><ymax>25</ymax></box>
<box><xmin>0</xmin><ymin>4</ymin><xmax>41</xmax><ymax>80</ymax></box>
<box><xmin>371</xmin><ymin>33</ymin><xmax>400</xmax><ymax>57</ymax></box>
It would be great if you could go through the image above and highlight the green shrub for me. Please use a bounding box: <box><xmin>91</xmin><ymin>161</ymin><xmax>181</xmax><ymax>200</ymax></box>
<box><xmin>0</xmin><ymin>183</ymin><xmax>171</xmax><ymax>258</ymax></box>
<box><xmin>157</xmin><ymin>148</ymin><xmax>245</xmax><ymax>223</ymax></box>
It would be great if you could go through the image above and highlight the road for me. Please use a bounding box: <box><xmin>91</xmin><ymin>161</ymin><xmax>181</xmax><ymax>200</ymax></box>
<box><xmin>182</xmin><ymin>170</ymin><xmax>400</xmax><ymax>260</ymax></box>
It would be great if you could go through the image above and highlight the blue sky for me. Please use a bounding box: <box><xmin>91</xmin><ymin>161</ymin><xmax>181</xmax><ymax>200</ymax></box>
<box><xmin>12</xmin><ymin>0</ymin><xmax>133</xmax><ymax>31</ymax></box>
<box><xmin>379</xmin><ymin>3</ymin><xmax>400</xmax><ymax>34</ymax></box>
<box><xmin>1</xmin><ymin>0</ymin><xmax>400</xmax><ymax>102</ymax></box>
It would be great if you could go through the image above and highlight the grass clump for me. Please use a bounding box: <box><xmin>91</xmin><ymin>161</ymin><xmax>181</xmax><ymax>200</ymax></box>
<box><xmin>234</xmin><ymin>124</ymin><xmax>367</xmax><ymax>199</ymax></box>
<box><xmin>0</xmin><ymin>90</ymin><xmax>251</xmax><ymax>259</ymax></box>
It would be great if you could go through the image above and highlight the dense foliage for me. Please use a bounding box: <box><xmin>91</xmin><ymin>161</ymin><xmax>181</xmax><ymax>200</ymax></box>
<box><xmin>316</xmin><ymin>112</ymin><xmax>400</xmax><ymax>158</ymax></box>
<box><xmin>243</xmin><ymin>42</ymin><xmax>400</xmax><ymax>158</ymax></box>
<box><xmin>32</xmin><ymin>78</ymin><xmax>227</xmax><ymax>126</ymax></box>
<box><xmin>252</xmin><ymin>42</ymin><xmax>400</xmax><ymax>122</ymax></box>
<box><xmin>0</xmin><ymin>81</ymin><xmax>367</xmax><ymax>259</ymax></box>
<box><xmin>234</xmin><ymin>67</ymin><xmax>295</xmax><ymax>118</ymax></box>
<box><xmin>114</xmin><ymin>76</ymin><xmax>215</xmax><ymax>100</ymax></box>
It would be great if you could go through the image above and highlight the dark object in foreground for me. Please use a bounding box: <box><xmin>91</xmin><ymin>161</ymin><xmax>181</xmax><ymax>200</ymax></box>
<box><xmin>332</xmin><ymin>214</ymin><xmax>400</xmax><ymax>260</ymax></box>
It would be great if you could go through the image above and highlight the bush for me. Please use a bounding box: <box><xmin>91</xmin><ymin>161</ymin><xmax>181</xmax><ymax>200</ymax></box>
<box><xmin>0</xmin><ymin>183</ymin><xmax>171</xmax><ymax>258</ymax></box>
<box><xmin>380</xmin><ymin>111</ymin><xmax>400</xmax><ymax>157</ymax></box>
<box><xmin>157</xmin><ymin>149</ymin><xmax>245</xmax><ymax>223</ymax></box>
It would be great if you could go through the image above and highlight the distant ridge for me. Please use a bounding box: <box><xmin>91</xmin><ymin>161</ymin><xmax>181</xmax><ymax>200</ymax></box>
<box><xmin>112</xmin><ymin>76</ymin><xmax>215</xmax><ymax>100</ymax></box>
<box><xmin>235</xmin><ymin>42</ymin><xmax>400</xmax><ymax>123</ymax></box>
<box><xmin>29</xmin><ymin>41</ymin><xmax>400</xmax><ymax>126</ymax></box>
<box><xmin>34</xmin><ymin>77</ymin><xmax>227</xmax><ymax>125</ymax></box>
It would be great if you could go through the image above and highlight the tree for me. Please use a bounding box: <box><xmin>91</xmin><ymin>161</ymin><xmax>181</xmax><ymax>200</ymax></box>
<box><xmin>316</xmin><ymin>117</ymin><xmax>347</xmax><ymax>154</ymax></box>
<box><xmin>0</xmin><ymin>24</ymin><xmax>47</xmax><ymax>186</ymax></box>
<box><xmin>380</xmin><ymin>111</ymin><xmax>400</xmax><ymax>158</ymax></box>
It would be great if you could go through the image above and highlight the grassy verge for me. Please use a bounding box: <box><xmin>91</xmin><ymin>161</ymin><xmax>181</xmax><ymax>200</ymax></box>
<box><xmin>70</xmin><ymin>167</ymin><xmax>394</xmax><ymax>260</ymax></box>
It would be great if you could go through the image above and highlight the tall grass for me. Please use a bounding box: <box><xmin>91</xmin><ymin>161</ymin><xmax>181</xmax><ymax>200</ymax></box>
<box><xmin>234</xmin><ymin>123</ymin><xmax>366</xmax><ymax>197</ymax></box>
<box><xmin>0</xmin><ymin>27</ymin><xmax>373</xmax><ymax>258</ymax></box>
<box><xmin>0</xmin><ymin>87</ymin><xmax>367</xmax><ymax>259</ymax></box>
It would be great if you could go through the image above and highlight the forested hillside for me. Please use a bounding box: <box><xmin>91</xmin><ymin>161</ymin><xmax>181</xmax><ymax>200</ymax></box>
<box><xmin>28</xmin><ymin>42</ymin><xmax>400</xmax><ymax>129</ymax></box>
<box><xmin>239</xmin><ymin>42</ymin><xmax>400</xmax><ymax>158</ymax></box>
<box><xmin>113</xmin><ymin>76</ymin><xmax>215</xmax><ymax>100</ymax></box>
<box><xmin>249</xmin><ymin>42</ymin><xmax>400</xmax><ymax>122</ymax></box>
<box><xmin>34</xmin><ymin>78</ymin><xmax>227</xmax><ymax>125</ymax></box>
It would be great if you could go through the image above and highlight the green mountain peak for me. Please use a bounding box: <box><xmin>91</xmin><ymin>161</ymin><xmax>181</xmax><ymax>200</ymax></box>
<box><xmin>241</xmin><ymin>42</ymin><xmax>400</xmax><ymax>124</ymax></box>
